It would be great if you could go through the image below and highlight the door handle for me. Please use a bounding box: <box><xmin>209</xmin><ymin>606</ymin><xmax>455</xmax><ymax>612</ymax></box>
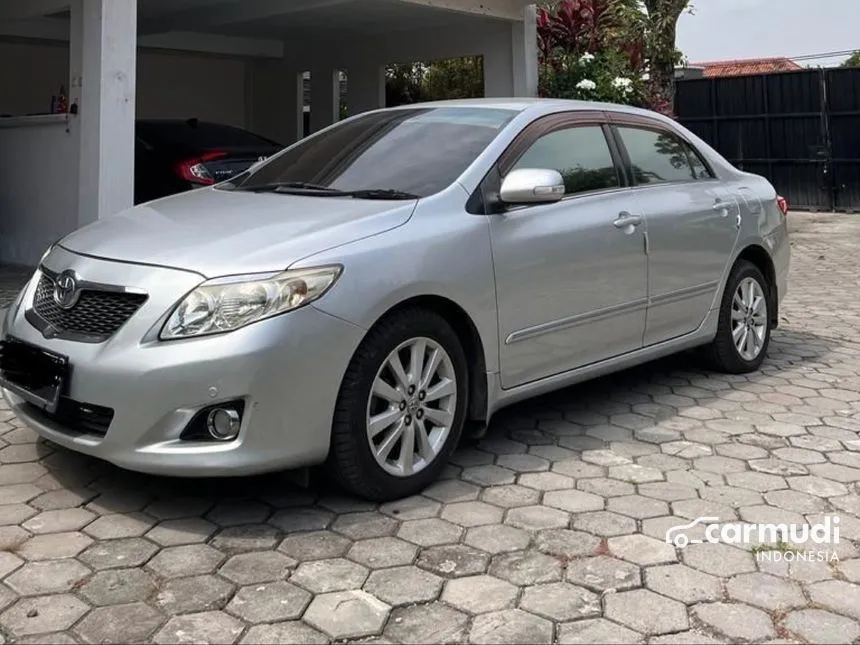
<box><xmin>614</xmin><ymin>213</ymin><xmax>642</xmax><ymax>228</ymax></box>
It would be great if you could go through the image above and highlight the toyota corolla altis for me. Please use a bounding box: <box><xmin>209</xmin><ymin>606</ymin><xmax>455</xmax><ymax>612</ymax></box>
<box><xmin>0</xmin><ymin>99</ymin><xmax>789</xmax><ymax>500</ymax></box>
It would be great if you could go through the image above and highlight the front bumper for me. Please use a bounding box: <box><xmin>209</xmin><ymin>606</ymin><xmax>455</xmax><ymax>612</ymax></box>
<box><xmin>1</xmin><ymin>246</ymin><xmax>365</xmax><ymax>477</ymax></box>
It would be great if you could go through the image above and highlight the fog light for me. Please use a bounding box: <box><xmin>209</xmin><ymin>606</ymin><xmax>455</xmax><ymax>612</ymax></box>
<box><xmin>206</xmin><ymin>407</ymin><xmax>241</xmax><ymax>441</ymax></box>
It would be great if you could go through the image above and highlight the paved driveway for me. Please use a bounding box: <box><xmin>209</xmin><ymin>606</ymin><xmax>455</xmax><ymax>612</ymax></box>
<box><xmin>1</xmin><ymin>214</ymin><xmax>859</xmax><ymax>644</ymax></box>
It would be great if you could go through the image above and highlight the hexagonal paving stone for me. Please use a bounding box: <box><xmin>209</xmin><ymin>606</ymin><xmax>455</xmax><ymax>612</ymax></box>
<box><xmin>397</xmin><ymin>518</ymin><xmax>463</xmax><ymax>546</ymax></box>
<box><xmin>566</xmin><ymin>555</ymin><xmax>640</xmax><ymax>592</ymax></box>
<box><xmin>84</xmin><ymin>512</ymin><xmax>154</xmax><ymax>539</ymax></box>
<box><xmin>417</xmin><ymin>544</ymin><xmax>490</xmax><ymax>578</ymax></box>
<box><xmin>332</xmin><ymin>512</ymin><xmax>399</xmax><ymax>540</ymax></box>
<box><xmin>73</xmin><ymin>602</ymin><xmax>164</xmax><ymax>643</ymax></box>
<box><xmin>788</xmin><ymin>475</ymin><xmax>849</xmax><ymax>498</ymax></box>
<box><xmin>278</xmin><ymin>529</ymin><xmax>351</xmax><ymax>561</ymax></box>
<box><xmin>726</xmin><ymin>572</ymin><xmax>805</xmax><ymax>611</ymax></box>
<box><xmin>384</xmin><ymin>602</ymin><xmax>469</xmax><ymax>644</ymax></box>
<box><xmin>557</xmin><ymin>618</ymin><xmax>642</xmax><ymax>644</ymax></box>
<box><xmin>608</xmin><ymin>534</ymin><xmax>676</xmax><ymax>565</ymax></box>
<box><xmin>1</xmin><ymin>594</ymin><xmax>90</xmax><ymax>637</ymax></box>
<box><xmin>441</xmin><ymin>574</ymin><xmax>518</xmax><ymax>614</ymax></box>
<box><xmin>644</xmin><ymin>564</ymin><xmax>722</xmax><ymax>603</ymax></box>
<box><xmin>608</xmin><ymin>464</ymin><xmax>664</xmax><ymax>483</ymax></box>
<box><xmin>16</xmin><ymin>531</ymin><xmax>92</xmax><ymax>560</ymax></box>
<box><xmin>607</xmin><ymin>495</ymin><xmax>668</xmax><ymax>519</ymax></box>
<box><xmin>518</xmin><ymin>472</ymin><xmax>576</xmax><ymax>491</ymax></box>
<box><xmin>543</xmin><ymin>490</ymin><xmax>604</xmax><ymax>513</ymax></box>
<box><xmin>155</xmin><ymin>575</ymin><xmax>235</xmax><ymax>614</ymax></box>
<box><xmin>496</xmin><ymin>453</ymin><xmax>550</xmax><ymax>473</ymax></box>
<box><xmin>782</xmin><ymin>609</ymin><xmax>860</xmax><ymax>645</ymax></box>
<box><xmin>21</xmin><ymin>508</ymin><xmax>95</xmax><ymax>534</ymax></box>
<box><xmin>6</xmin><ymin>559</ymin><xmax>90</xmax><ymax>596</ymax></box>
<box><xmin>146</xmin><ymin>517</ymin><xmax>217</xmax><ymax>546</ymax></box>
<box><xmin>422</xmin><ymin>479</ymin><xmax>481</xmax><ymax>503</ymax></box>
<box><xmin>364</xmin><ymin>566</ymin><xmax>443</xmax><ymax>606</ymax></box>
<box><xmin>79</xmin><ymin>568</ymin><xmax>157</xmax><ymax>606</ymax></box>
<box><xmin>519</xmin><ymin>582</ymin><xmax>600</xmax><ymax>621</ymax></box>
<box><xmin>807</xmin><ymin>580</ymin><xmax>860</xmax><ymax>621</ymax></box>
<box><xmin>154</xmin><ymin>610</ymin><xmax>244</xmax><ymax>644</ymax></box>
<box><xmin>269</xmin><ymin>507</ymin><xmax>334</xmax><ymax>533</ymax></box>
<box><xmin>576</xmin><ymin>477</ymin><xmax>635</xmax><ymax>497</ymax></box>
<box><xmin>505</xmin><ymin>505</ymin><xmax>569</xmax><ymax>531</ymax></box>
<box><xmin>0</xmin><ymin>551</ymin><xmax>22</xmax><ymax>578</ymax></box>
<box><xmin>304</xmin><ymin>590</ymin><xmax>390</xmax><ymax>640</ymax></box>
<box><xmin>481</xmin><ymin>485</ymin><xmax>541</xmax><ymax>508</ymax></box>
<box><xmin>241</xmin><ymin>622</ymin><xmax>328</xmax><ymax>644</ymax></box>
<box><xmin>219</xmin><ymin>550</ymin><xmax>295</xmax><ymax>585</ymax></box>
<box><xmin>682</xmin><ymin>542</ymin><xmax>756</xmax><ymax>576</ymax></box>
<box><xmin>441</xmin><ymin>501</ymin><xmax>504</xmax><ymax>527</ymax></box>
<box><xmin>226</xmin><ymin>581</ymin><xmax>311</xmax><ymax>623</ymax></box>
<box><xmin>692</xmin><ymin>602</ymin><xmax>776</xmax><ymax>641</ymax></box>
<box><xmin>79</xmin><ymin>537</ymin><xmax>157</xmax><ymax>570</ymax></box>
<box><xmin>605</xmin><ymin>589</ymin><xmax>688</xmax><ymax>635</ymax></box>
<box><xmin>533</xmin><ymin>528</ymin><xmax>600</xmax><ymax>559</ymax></box>
<box><xmin>291</xmin><ymin>557</ymin><xmax>369</xmax><ymax>593</ymax></box>
<box><xmin>464</xmin><ymin>524</ymin><xmax>531</xmax><ymax>554</ymax></box>
<box><xmin>348</xmin><ymin>536</ymin><xmax>418</xmax><ymax>569</ymax></box>
<box><xmin>144</xmin><ymin>496</ymin><xmax>213</xmax><ymax>520</ymax></box>
<box><xmin>489</xmin><ymin>550</ymin><xmax>562</xmax><ymax>586</ymax></box>
<box><xmin>571</xmin><ymin>510</ymin><xmax>637</xmax><ymax>537</ymax></box>
<box><xmin>210</xmin><ymin>524</ymin><xmax>281</xmax><ymax>553</ymax></box>
<box><xmin>379</xmin><ymin>494</ymin><xmax>441</xmax><ymax>520</ymax></box>
<box><xmin>206</xmin><ymin>500</ymin><xmax>270</xmax><ymax>527</ymax></box>
<box><xmin>147</xmin><ymin>544</ymin><xmax>224</xmax><ymax>579</ymax></box>
<box><xmin>468</xmin><ymin>609</ymin><xmax>553</xmax><ymax>645</ymax></box>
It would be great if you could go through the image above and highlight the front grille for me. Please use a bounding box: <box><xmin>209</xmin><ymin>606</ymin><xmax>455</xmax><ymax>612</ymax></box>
<box><xmin>31</xmin><ymin>274</ymin><xmax>147</xmax><ymax>343</ymax></box>
<box><xmin>23</xmin><ymin>398</ymin><xmax>114</xmax><ymax>438</ymax></box>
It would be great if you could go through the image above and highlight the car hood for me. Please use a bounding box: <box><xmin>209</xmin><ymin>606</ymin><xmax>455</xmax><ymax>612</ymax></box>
<box><xmin>59</xmin><ymin>187</ymin><xmax>417</xmax><ymax>277</ymax></box>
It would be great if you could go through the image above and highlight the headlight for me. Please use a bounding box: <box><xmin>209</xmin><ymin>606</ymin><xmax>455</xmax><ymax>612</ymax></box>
<box><xmin>160</xmin><ymin>265</ymin><xmax>342</xmax><ymax>340</ymax></box>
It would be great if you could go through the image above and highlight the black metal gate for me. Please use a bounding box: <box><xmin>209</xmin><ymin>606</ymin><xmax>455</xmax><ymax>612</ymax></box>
<box><xmin>676</xmin><ymin>68</ymin><xmax>860</xmax><ymax>212</ymax></box>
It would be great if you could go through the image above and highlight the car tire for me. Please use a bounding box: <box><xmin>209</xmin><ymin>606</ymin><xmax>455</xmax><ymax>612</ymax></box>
<box><xmin>704</xmin><ymin>260</ymin><xmax>772</xmax><ymax>374</ymax></box>
<box><xmin>328</xmin><ymin>307</ymin><xmax>469</xmax><ymax>501</ymax></box>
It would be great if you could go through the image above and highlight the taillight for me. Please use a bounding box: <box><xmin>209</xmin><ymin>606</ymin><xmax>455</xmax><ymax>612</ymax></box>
<box><xmin>776</xmin><ymin>195</ymin><xmax>789</xmax><ymax>216</ymax></box>
<box><xmin>176</xmin><ymin>151</ymin><xmax>226</xmax><ymax>185</ymax></box>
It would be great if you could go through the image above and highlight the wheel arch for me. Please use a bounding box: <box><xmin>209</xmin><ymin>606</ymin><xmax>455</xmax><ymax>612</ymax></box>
<box><xmin>735</xmin><ymin>244</ymin><xmax>779</xmax><ymax>327</ymax></box>
<box><xmin>371</xmin><ymin>295</ymin><xmax>489</xmax><ymax>426</ymax></box>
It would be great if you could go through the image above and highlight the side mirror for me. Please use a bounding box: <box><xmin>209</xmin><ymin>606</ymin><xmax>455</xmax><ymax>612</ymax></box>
<box><xmin>499</xmin><ymin>168</ymin><xmax>566</xmax><ymax>205</ymax></box>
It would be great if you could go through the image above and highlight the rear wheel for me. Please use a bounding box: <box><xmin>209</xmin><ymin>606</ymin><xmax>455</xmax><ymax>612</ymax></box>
<box><xmin>704</xmin><ymin>260</ymin><xmax>772</xmax><ymax>374</ymax></box>
<box><xmin>328</xmin><ymin>308</ymin><xmax>468</xmax><ymax>501</ymax></box>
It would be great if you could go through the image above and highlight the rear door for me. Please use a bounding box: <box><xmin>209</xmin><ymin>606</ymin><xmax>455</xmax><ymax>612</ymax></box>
<box><xmin>608</xmin><ymin>115</ymin><xmax>740</xmax><ymax>346</ymax></box>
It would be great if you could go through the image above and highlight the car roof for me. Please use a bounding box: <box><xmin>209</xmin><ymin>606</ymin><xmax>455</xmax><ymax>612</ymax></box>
<box><xmin>387</xmin><ymin>97</ymin><xmax>662</xmax><ymax>119</ymax></box>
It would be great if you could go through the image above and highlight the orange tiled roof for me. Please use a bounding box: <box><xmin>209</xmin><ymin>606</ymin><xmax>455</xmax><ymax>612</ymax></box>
<box><xmin>692</xmin><ymin>57</ymin><xmax>803</xmax><ymax>78</ymax></box>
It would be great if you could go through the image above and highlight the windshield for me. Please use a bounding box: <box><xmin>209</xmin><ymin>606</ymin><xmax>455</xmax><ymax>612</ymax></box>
<box><xmin>226</xmin><ymin>107</ymin><xmax>517</xmax><ymax>198</ymax></box>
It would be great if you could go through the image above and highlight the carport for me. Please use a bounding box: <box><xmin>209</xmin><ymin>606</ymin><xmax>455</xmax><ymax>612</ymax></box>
<box><xmin>0</xmin><ymin>0</ymin><xmax>538</xmax><ymax>266</ymax></box>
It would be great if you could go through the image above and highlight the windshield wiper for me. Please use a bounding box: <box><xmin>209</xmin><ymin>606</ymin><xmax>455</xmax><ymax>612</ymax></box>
<box><xmin>233</xmin><ymin>181</ymin><xmax>343</xmax><ymax>194</ymax></box>
<box><xmin>234</xmin><ymin>183</ymin><xmax>419</xmax><ymax>200</ymax></box>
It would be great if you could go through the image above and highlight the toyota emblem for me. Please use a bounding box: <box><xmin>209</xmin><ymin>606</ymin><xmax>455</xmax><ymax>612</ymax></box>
<box><xmin>53</xmin><ymin>270</ymin><xmax>81</xmax><ymax>310</ymax></box>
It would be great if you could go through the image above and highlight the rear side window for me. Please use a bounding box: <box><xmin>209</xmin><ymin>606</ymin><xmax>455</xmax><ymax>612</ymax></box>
<box><xmin>511</xmin><ymin>125</ymin><xmax>620</xmax><ymax>195</ymax></box>
<box><xmin>138</xmin><ymin>121</ymin><xmax>279</xmax><ymax>149</ymax></box>
<box><xmin>617</xmin><ymin>126</ymin><xmax>699</xmax><ymax>184</ymax></box>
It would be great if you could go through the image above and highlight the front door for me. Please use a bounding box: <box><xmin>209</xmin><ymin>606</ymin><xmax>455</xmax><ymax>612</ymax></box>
<box><xmin>489</xmin><ymin>117</ymin><xmax>649</xmax><ymax>389</ymax></box>
<box><xmin>611</xmin><ymin>124</ymin><xmax>740</xmax><ymax>346</ymax></box>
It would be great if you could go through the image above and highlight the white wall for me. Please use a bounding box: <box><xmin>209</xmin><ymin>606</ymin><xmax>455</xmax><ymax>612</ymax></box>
<box><xmin>0</xmin><ymin>40</ymin><xmax>248</xmax><ymax>127</ymax></box>
<box><xmin>0</xmin><ymin>117</ymin><xmax>78</xmax><ymax>265</ymax></box>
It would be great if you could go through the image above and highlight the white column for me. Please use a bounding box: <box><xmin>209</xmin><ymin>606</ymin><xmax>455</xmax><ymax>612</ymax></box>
<box><xmin>309</xmin><ymin>67</ymin><xmax>340</xmax><ymax>133</ymax></box>
<box><xmin>483</xmin><ymin>7</ymin><xmax>538</xmax><ymax>98</ymax></box>
<box><xmin>246</xmin><ymin>60</ymin><xmax>303</xmax><ymax>146</ymax></box>
<box><xmin>348</xmin><ymin>63</ymin><xmax>386</xmax><ymax>115</ymax></box>
<box><xmin>74</xmin><ymin>0</ymin><xmax>137</xmax><ymax>226</ymax></box>
<box><xmin>512</xmin><ymin>5</ymin><xmax>539</xmax><ymax>97</ymax></box>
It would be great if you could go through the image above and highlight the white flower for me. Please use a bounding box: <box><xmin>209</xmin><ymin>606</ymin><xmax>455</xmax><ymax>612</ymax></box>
<box><xmin>612</xmin><ymin>77</ymin><xmax>634</xmax><ymax>94</ymax></box>
<box><xmin>579</xmin><ymin>53</ymin><xmax>596</xmax><ymax>65</ymax></box>
<box><xmin>576</xmin><ymin>79</ymin><xmax>597</xmax><ymax>91</ymax></box>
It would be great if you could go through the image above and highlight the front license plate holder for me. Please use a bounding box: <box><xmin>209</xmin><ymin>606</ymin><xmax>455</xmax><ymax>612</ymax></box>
<box><xmin>0</xmin><ymin>337</ymin><xmax>69</xmax><ymax>414</ymax></box>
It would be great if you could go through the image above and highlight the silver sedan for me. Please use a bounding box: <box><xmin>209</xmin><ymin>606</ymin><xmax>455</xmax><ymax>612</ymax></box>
<box><xmin>0</xmin><ymin>98</ymin><xmax>790</xmax><ymax>500</ymax></box>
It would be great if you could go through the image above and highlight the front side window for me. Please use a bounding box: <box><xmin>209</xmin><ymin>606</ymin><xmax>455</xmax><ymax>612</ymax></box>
<box><xmin>617</xmin><ymin>126</ymin><xmax>698</xmax><ymax>184</ymax></box>
<box><xmin>229</xmin><ymin>107</ymin><xmax>517</xmax><ymax>198</ymax></box>
<box><xmin>511</xmin><ymin>125</ymin><xmax>620</xmax><ymax>195</ymax></box>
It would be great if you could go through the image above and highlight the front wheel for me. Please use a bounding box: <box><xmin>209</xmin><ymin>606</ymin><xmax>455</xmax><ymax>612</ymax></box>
<box><xmin>704</xmin><ymin>260</ymin><xmax>772</xmax><ymax>374</ymax></box>
<box><xmin>328</xmin><ymin>308</ymin><xmax>469</xmax><ymax>501</ymax></box>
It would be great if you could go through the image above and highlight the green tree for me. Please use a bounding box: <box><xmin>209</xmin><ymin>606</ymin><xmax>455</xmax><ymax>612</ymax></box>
<box><xmin>842</xmin><ymin>51</ymin><xmax>860</xmax><ymax>67</ymax></box>
<box><xmin>639</xmin><ymin>0</ymin><xmax>691</xmax><ymax>111</ymax></box>
<box><xmin>423</xmin><ymin>56</ymin><xmax>484</xmax><ymax>100</ymax></box>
